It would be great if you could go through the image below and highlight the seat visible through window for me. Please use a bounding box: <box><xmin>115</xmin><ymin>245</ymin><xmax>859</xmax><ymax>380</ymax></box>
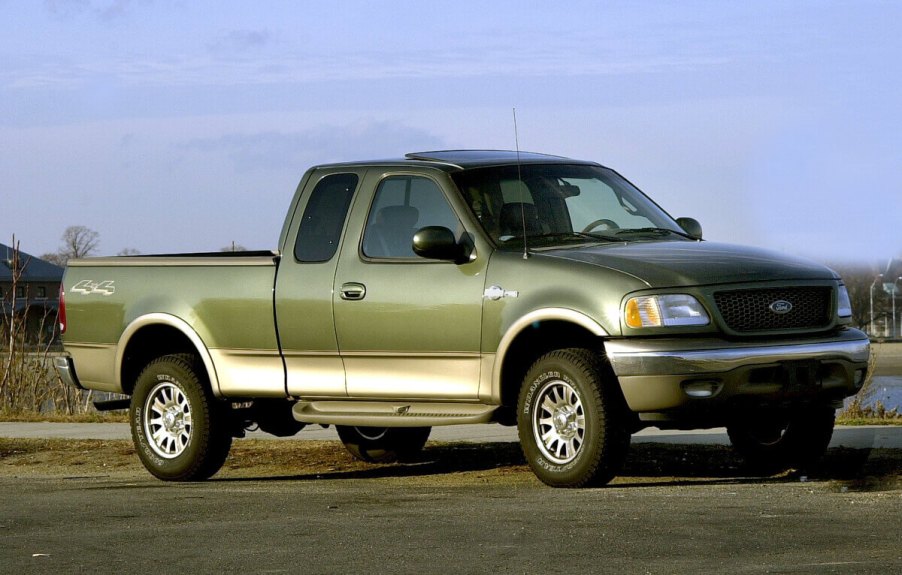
<box><xmin>499</xmin><ymin>202</ymin><xmax>542</xmax><ymax>237</ymax></box>
<box><xmin>364</xmin><ymin>205</ymin><xmax>420</xmax><ymax>257</ymax></box>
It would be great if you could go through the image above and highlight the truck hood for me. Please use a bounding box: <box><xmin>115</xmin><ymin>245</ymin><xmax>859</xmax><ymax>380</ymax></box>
<box><xmin>540</xmin><ymin>240</ymin><xmax>836</xmax><ymax>288</ymax></box>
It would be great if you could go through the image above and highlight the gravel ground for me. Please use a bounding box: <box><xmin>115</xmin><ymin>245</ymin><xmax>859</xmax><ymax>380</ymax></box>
<box><xmin>1</xmin><ymin>437</ymin><xmax>899</xmax><ymax>491</ymax></box>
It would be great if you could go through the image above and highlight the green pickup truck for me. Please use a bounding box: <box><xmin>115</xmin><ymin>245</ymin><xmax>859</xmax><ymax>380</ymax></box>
<box><xmin>56</xmin><ymin>150</ymin><xmax>870</xmax><ymax>487</ymax></box>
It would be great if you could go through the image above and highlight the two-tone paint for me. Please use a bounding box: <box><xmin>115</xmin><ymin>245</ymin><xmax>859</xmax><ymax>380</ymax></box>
<box><xmin>59</xmin><ymin>151</ymin><xmax>871</xmax><ymax>430</ymax></box>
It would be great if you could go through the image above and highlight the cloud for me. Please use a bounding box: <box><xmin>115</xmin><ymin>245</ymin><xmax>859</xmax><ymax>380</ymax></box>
<box><xmin>5</xmin><ymin>20</ymin><xmax>732</xmax><ymax>92</ymax></box>
<box><xmin>209</xmin><ymin>29</ymin><xmax>274</xmax><ymax>54</ymax></box>
<box><xmin>43</xmin><ymin>0</ymin><xmax>90</xmax><ymax>18</ymax></box>
<box><xmin>183</xmin><ymin>122</ymin><xmax>446</xmax><ymax>172</ymax></box>
<box><xmin>43</xmin><ymin>0</ymin><xmax>148</xmax><ymax>21</ymax></box>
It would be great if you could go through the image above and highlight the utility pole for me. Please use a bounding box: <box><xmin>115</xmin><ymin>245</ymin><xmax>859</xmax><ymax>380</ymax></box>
<box><xmin>870</xmin><ymin>274</ymin><xmax>883</xmax><ymax>336</ymax></box>
<box><xmin>895</xmin><ymin>277</ymin><xmax>902</xmax><ymax>339</ymax></box>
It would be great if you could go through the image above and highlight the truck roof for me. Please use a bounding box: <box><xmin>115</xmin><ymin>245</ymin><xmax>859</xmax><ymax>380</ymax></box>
<box><xmin>314</xmin><ymin>150</ymin><xmax>601</xmax><ymax>172</ymax></box>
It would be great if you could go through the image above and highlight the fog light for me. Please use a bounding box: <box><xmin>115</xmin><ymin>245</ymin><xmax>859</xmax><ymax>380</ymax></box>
<box><xmin>853</xmin><ymin>369</ymin><xmax>867</xmax><ymax>389</ymax></box>
<box><xmin>682</xmin><ymin>380</ymin><xmax>723</xmax><ymax>398</ymax></box>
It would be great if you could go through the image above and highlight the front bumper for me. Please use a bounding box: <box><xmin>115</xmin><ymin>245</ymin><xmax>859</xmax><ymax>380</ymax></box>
<box><xmin>605</xmin><ymin>328</ymin><xmax>870</xmax><ymax>421</ymax></box>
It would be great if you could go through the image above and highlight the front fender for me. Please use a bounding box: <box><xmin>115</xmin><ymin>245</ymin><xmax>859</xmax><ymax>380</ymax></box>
<box><xmin>487</xmin><ymin>308</ymin><xmax>608</xmax><ymax>400</ymax></box>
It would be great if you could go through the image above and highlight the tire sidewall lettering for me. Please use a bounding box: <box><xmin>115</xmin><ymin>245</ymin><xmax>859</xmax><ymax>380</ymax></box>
<box><xmin>517</xmin><ymin>349</ymin><xmax>628</xmax><ymax>487</ymax></box>
<box><xmin>522</xmin><ymin>370</ymin><xmax>563</xmax><ymax>415</ymax></box>
<box><xmin>524</xmin><ymin>368</ymin><xmax>584</xmax><ymax>474</ymax></box>
<box><xmin>132</xmin><ymin>404</ymin><xmax>166</xmax><ymax>468</ymax></box>
<box><xmin>535</xmin><ymin>454</ymin><xmax>580</xmax><ymax>473</ymax></box>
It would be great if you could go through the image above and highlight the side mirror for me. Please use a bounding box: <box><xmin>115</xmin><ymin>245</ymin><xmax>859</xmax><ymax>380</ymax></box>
<box><xmin>412</xmin><ymin>226</ymin><xmax>465</xmax><ymax>262</ymax></box>
<box><xmin>676</xmin><ymin>217</ymin><xmax>703</xmax><ymax>240</ymax></box>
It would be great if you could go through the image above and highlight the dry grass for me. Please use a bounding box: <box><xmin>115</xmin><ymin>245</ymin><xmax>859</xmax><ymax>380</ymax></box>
<box><xmin>2</xmin><ymin>239</ymin><xmax>99</xmax><ymax>417</ymax></box>
<box><xmin>0</xmin><ymin>411</ymin><xmax>127</xmax><ymax>423</ymax></box>
<box><xmin>837</xmin><ymin>345</ymin><xmax>902</xmax><ymax>424</ymax></box>
<box><xmin>2</xmin><ymin>437</ymin><xmax>898</xmax><ymax>492</ymax></box>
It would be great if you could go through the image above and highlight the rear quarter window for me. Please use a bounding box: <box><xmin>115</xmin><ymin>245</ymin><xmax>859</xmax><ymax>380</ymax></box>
<box><xmin>294</xmin><ymin>173</ymin><xmax>358</xmax><ymax>262</ymax></box>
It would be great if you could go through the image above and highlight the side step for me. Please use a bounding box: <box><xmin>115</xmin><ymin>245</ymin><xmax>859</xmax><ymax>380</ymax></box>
<box><xmin>292</xmin><ymin>401</ymin><xmax>498</xmax><ymax>427</ymax></box>
<box><xmin>94</xmin><ymin>398</ymin><xmax>131</xmax><ymax>411</ymax></box>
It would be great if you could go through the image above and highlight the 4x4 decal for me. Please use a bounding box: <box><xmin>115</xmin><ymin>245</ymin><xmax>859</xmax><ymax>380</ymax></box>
<box><xmin>71</xmin><ymin>279</ymin><xmax>116</xmax><ymax>296</ymax></box>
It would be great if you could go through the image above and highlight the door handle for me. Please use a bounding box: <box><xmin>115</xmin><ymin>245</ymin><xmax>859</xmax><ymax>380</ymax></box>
<box><xmin>340</xmin><ymin>282</ymin><xmax>367</xmax><ymax>301</ymax></box>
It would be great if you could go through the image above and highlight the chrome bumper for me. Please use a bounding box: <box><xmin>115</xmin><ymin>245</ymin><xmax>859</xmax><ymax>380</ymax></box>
<box><xmin>54</xmin><ymin>355</ymin><xmax>84</xmax><ymax>390</ymax></box>
<box><xmin>605</xmin><ymin>329</ymin><xmax>871</xmax><ymax>416</ymax></box>
<box><xmin>606</xmin><ymin>329</ymin><xmax>870</xmax><ymax>376</ymax></box>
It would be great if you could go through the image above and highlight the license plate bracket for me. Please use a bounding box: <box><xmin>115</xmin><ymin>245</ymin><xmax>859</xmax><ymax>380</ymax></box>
<box><xmin>780</xmin><ymin>360</ymin><xmax>820</xmax><ymax>393</ymax></box>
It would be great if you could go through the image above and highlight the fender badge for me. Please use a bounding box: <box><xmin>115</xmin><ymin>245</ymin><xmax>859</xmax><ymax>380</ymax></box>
<box><xmin>483</xmin><ymin>285</ymin><xmax>519</xmax><ymax>301</ymax></box>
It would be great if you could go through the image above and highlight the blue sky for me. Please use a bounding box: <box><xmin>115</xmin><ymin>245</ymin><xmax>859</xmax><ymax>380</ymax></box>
<box><xmin>2</xmin><ymin>1</ymin><xmax>900</xmax><ymax>264</ymax></box>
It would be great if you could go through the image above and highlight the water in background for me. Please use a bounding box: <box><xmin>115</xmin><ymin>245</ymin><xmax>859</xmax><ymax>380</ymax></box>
<box><xmin>844</xmin><ymin>375</ymin><xmax>902</xmax><ymax>412</ymax></box>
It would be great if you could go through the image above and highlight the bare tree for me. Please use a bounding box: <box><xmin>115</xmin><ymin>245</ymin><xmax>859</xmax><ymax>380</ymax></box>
<box><xmin>61</xmin><ymin>225</ymin><xmax>99</xmax><ymax>260</ymax></box>
<box><xmin>2</xmin><ymin>237</ymin><xmax>93</xmax><ymax>415</ymax></box>
<box><xmin>829</xmin><ymin>261</ymin><xmax>890</xmax><ymax>334</ymax></box>
<box><xmin>220</xmin><ymin>241</ymin><xmax>247</xmax><ymax>252</ymax></box>
<box><xmin>39</xmin><ymin>252</ymin><xmax>66</xmax><ymax>267</ymax></box>
<box><xmin>41</xmin><ymin>226</ymin><xmax>100</xmax><ymax>266</ymax></box>
<box><xmin>117</xmin><ymin>248</ymin><xmax>141</xmax><ymax>256</ymax></box>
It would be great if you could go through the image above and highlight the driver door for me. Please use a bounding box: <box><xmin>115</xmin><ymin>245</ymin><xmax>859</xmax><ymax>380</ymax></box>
<box><xmin>333</xmin><ymin>172</ymin><xmax>487</xmax><ymax>400</ymax></box>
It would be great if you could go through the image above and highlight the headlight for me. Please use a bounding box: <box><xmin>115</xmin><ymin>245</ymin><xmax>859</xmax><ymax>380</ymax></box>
<box><xmin>625</xmin><ymin>294</ymin><xmax>710</xmax><ymax>328</ymax></box>
<box><xmin>837</xmin><ymin>284</ymin><xmax>853</xmax><ymax>318</ymax></box>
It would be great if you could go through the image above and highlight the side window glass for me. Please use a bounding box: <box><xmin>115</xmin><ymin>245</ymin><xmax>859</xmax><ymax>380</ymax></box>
<box><xmin>294</xmin><ymin>173</ymin><xmax>358</xmax><ymax>262</ymax></box>
<box><xmin>362</xmin><ymin>176</ymin><xmax>459</xmax><ymax>259</ymax></box>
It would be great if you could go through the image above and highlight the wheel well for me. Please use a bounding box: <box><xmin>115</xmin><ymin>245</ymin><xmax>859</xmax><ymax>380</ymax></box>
<box><xmin>499</xmin><ymin>320</ymin><xmax>607</xmax><ymax>409</ymax></box>
<box><xmin>120</xmin><ymin>325</ymin><xmax>203</xmax><ymax>395</ymax></box>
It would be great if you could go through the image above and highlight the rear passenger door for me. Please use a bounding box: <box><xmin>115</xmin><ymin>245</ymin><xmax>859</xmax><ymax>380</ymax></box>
<box><xmin>333</xmin><ymin>171</ymin><xmax>487</xmax><ymax>400</ymax></box>
<box><xmin>275</xmin><ymin>169</ymin><xmax>363</xmax><ymax>397</ymax></box>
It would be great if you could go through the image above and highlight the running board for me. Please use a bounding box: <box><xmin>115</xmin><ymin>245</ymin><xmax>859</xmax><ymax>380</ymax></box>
<box><xmin>292</xmin><ymin>401</ymin><xmax>498</xmax><ymax>427</ymax></box>
<box><xmin>94</xmin><ymin>398</ymin><xmax>131</xmax><ymax>411</ymax></box>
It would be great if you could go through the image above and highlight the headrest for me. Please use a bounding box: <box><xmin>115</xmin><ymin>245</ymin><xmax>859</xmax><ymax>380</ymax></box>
<box><xmin>500</xmin><ymin>202</ymin><xmax>540</xmax><ymax>235</ymax></box>
<box><xmin>377</xmin><ymin>205</ymin><xmax>420</xmax><ymax>229</ymax></box>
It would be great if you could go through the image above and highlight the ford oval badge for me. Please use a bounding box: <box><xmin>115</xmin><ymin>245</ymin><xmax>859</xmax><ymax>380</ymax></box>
<box><xmin>769</xmin><ymin>300</ymin><xmax>793</xmax><ymax>314</ymax></box>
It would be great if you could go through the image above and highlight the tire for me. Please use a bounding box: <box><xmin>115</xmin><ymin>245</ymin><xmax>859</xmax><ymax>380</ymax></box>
<box><xmin>130</xmin><ymin>354</ymin><xmax>232</xmax><ymax>481</ymax></box>
<box><xmin>336</xmin><ymin>426</ymin><xmax>431</xmax><ymax>463</ymax></box>
<box><xmin>517</xmin><ymin>348</ymin><xmax>630</xmax><ymax>488</ymax></box>
<box><xmin>727</xmin><ymin>405</ymin><xmax>835</xmax><ymax>471</ymax></box>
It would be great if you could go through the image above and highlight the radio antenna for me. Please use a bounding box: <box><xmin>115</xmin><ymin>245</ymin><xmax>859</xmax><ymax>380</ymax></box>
<box><xmin>513</xmin><ymin>108</ymin><xmax>529</xmax><ymax>260</ymax></box>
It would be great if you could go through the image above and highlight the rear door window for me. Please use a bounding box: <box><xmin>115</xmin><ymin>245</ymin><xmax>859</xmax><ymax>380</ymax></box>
<box><xmin>294</xmin><ymin>173</ymin><xmax>358</xmax><ymax>262</ymax></box>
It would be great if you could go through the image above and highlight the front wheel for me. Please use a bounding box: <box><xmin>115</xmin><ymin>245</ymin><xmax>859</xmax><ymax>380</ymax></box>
<box><xmin>336</xmin><ymin>426</ymin><xmax>431</xmax><ymax>463</ymax></box>
<box><xmin>517</xmin><ymin>348</ymin><xmax>630</xmax><ymax>488</ymax></box>
<box><xmin>130</xmin><ymin>354</ymin><xmax>232</xmax><ymax>481</ymax></box>
<box><xmin>727</xmin><ymin>405</ymin><xmax>835</xmax><ymax>471</ymax></box>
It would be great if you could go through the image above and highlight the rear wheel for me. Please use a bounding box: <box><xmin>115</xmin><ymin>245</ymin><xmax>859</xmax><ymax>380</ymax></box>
<box><xmin>130</xmin><ymin>354</ymin><xmax>232</xmax><ymax>481</ymax></box>
<box><xmin>336</xmin><ymin>426</ymin><xmax>431</xmax><ymax>463</ymax></box>
<box><xmin>517</xmin><ymin>348</ymin><xmax>630</xmax><ymax>488</ymax></box>
<box><xmin>727</xmin><ymin>405</ymin><xmax>835</xmax><ymax>471</ymax></box>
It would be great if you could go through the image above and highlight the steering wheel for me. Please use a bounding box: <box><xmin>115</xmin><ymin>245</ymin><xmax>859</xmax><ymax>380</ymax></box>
<box><xmin>581</xmin><ymin>219</ymin><xmax>619</xmax><ymax>233</ymax></box>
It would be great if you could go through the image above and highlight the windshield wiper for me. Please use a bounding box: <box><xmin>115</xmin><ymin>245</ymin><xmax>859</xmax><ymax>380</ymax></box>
<box><xmin>613</xmin><ymin>227</ymin><xmax>694</xmax><ymax>240</ymax></box>
<box><xmin>531</xmin><ymin>232</ymin><xmax>621</xmax><ymax>243</ymax></box>
<box><xmin>499</xmin><ymin>232</ymin><xmax>619</xmax><ymax>245</ymax></box>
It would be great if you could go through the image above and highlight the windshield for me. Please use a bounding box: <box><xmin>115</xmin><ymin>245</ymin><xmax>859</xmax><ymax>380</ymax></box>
<box><xmin>451</xmin><ymin>164</ymin><xmax>685</xmax><ymax>249</ymax></box>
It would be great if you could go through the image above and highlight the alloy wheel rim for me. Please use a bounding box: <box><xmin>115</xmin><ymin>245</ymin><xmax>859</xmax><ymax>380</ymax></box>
<box><xmin>532</xmin><ymin>379</ymin><xmax>586</xmax><ymax>464</ymax></box>
<box><xmin>144</xmin><ymin>382</ymin><xmax>192</xmax><ymax>459</ymax></box>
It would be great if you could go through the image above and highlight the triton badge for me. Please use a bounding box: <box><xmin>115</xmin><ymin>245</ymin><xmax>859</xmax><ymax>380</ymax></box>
<box><xmin>483</xmin><ymin>285</ymin><xmax>519</xmax><ymax>301</ymax></box>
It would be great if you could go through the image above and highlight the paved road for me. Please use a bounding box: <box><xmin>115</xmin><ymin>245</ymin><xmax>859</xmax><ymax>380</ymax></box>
<box><xmin>3</xmin><ymin>421</ymin><xmax>901</xmax><ymax>449</ymax></box>
<box><xmin>1</xmin><ymin>467</ymin><xmax>900</xmax><ymax>574</ymax></box>
<box><xmin>3</xmin><ymin>424</ymin><xmax>900</xmax><ymax>573</ymax></box>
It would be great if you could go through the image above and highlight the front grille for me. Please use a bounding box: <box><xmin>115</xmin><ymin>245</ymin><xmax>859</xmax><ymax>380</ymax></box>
<box><xmin>713</xmin><ymin>287</ymin><xmax>832</xmax><ymax>332</ymax></box>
